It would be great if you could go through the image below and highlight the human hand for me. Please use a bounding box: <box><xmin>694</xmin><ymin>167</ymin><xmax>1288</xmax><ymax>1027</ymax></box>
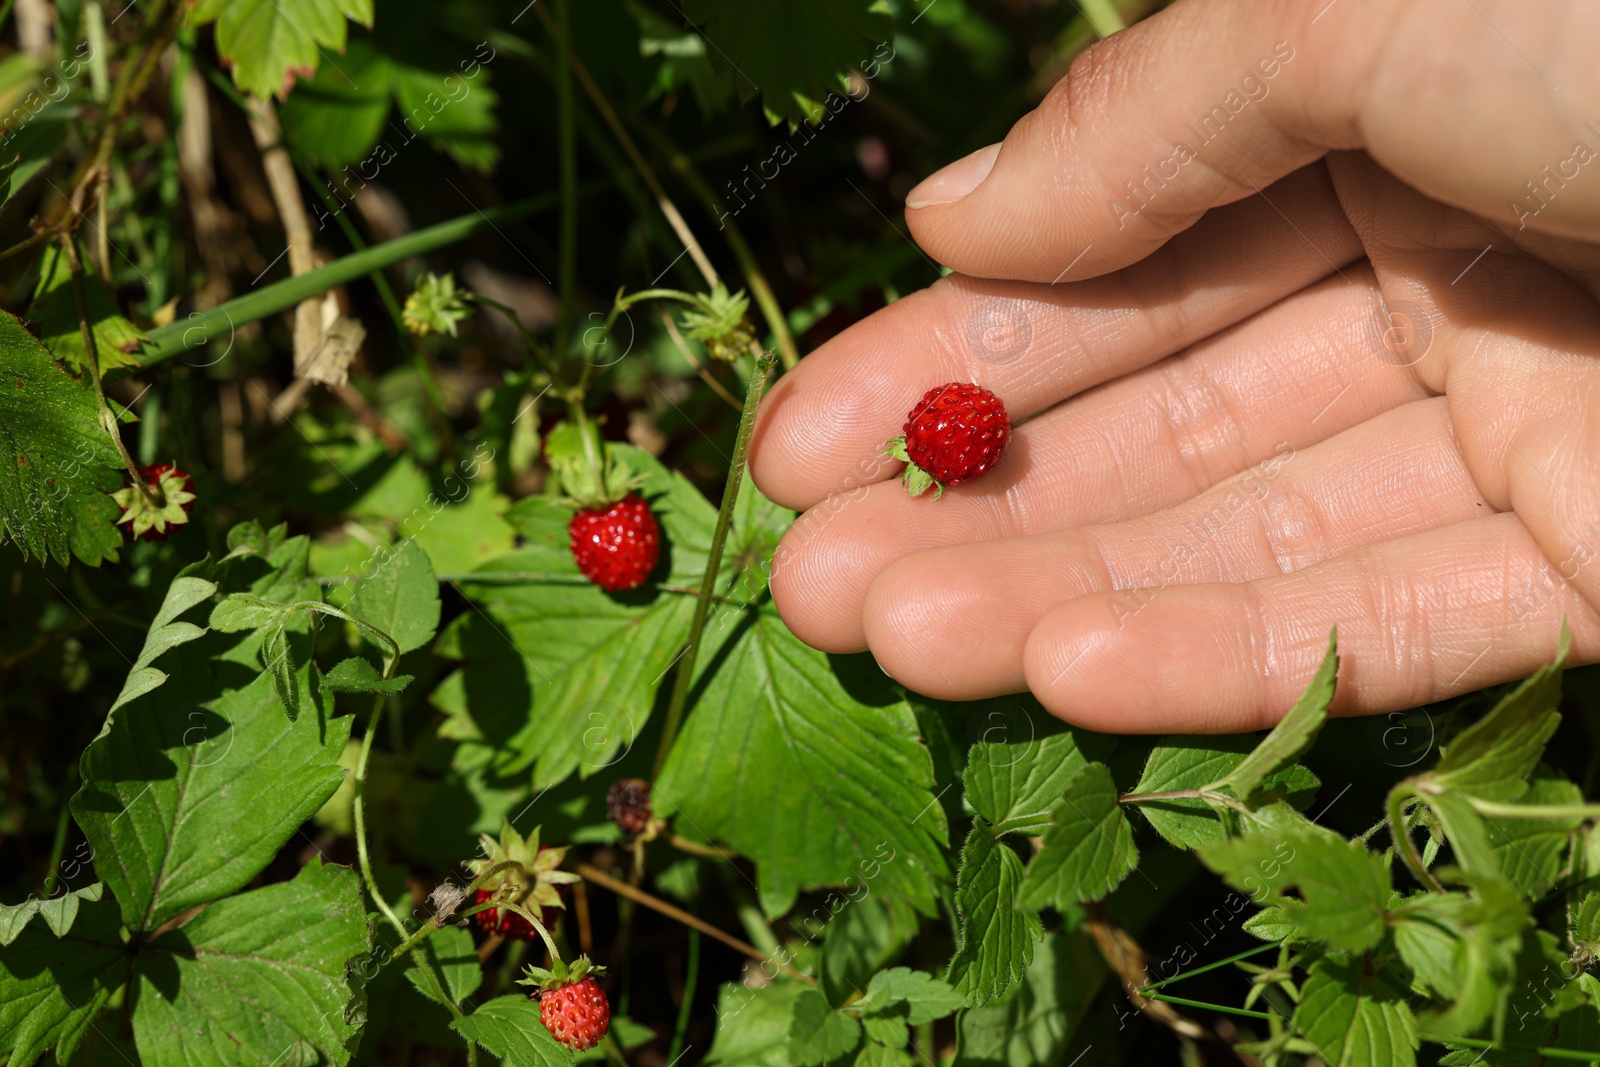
<box><xmin>748</xmin><ymin>0</ymin><xmax>1600</xmax><ymax>732</ymax></box>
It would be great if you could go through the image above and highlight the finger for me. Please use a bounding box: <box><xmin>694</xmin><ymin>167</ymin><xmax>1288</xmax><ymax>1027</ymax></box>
<box><xmin>1022</xmin><ymin>513</ymin><xmax>1600</xmax><ymax>733</ymax></box>
<box><xmin>1323</xmin><ymin>151</ymin><xmax>1600</xmax><ymax>632</ymax></box>
<box><xmin>771</xmin><ymin>263</ymin><xmax>1430</xmax><ymax>652</ymax></box>
<box><xmin>906</xmin><ymin>0</ymin><xmax>1600</xmax><ymax>282</ymax></box>
<box><xmin>751</xmin><ymin>164</ymin><xmax>1359</xmax><ymax>511</ymax></box>
<box><xmin>864</xmin><ymin>397</ymin><xmax>1485</xmax><ymax>699</ymax></box>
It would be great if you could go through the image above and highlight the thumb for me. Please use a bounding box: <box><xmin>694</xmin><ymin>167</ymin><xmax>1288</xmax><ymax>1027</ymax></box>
<box><xmin>905</xmin><ymin>0</ymin><xmax>1599</xmax><ymax>282</ymax></box>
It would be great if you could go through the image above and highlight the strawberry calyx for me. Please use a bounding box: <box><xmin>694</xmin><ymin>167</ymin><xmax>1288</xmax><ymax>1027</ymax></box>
<box><xmin>545</xmin><ymin>419</ymin><xmax>646</xmax><ymax>512</ymax></box>
<box><xmin>112</xmin><ymin>462</ymin><xmax>197</xmax><ymax>539</ymax></box>
<box><xmin>467</xmin><ymin>821</ymin><xmax>579</xmax><ymax>922</ymax></box>
<box><xmin>517</xmin><ymin>954</ymin><xmax>608</xmax><ymax>994</ymax></box>
<box><xmin>881</xmin><ymin>435</ymin><xmax>943</xmax><ymax>500</ymax></box>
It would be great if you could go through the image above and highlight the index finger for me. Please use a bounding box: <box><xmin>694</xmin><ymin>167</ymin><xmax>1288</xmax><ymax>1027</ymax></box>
<box><xmin>750</xmin><ymin>164</ymin><xmax>1358</xmax><ymax>511</ymax></box>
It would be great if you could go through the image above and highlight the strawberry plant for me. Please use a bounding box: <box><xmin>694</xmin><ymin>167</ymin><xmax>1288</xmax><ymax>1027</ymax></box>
<box><xmin>2</xmin><ymin>3</ymin><xmax>1599</xmax><ymax>1067</ymax></box>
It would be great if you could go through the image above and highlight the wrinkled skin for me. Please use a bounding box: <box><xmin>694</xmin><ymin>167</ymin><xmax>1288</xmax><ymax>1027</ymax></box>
<box><xmin>750</xmin><ymin>0</ymin><xmax>1600</xmax><ymax>732</ymax></box>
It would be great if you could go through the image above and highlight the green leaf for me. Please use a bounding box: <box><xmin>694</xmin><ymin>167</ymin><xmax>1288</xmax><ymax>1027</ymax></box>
<box><xmin>1483</xmin><ymin>772</ymin><xmax>1584</xmax><ymax>897</ymax></box>
<box><xmin>1017</xmin><ymin>763</ymin><xmax>1138</xmax><ymax>908</ymax></box>
<box><xmin>1129</xmin><ymin>737</ymin><xmax>1246</xmax><ymax>850</ymax></box>
<box><xmin>963</xmin><ymin>699</ymin><xmax>1113</xmax><ymax>834</ymax></box>
<box><xmin>1242</xmin><ymin>906</ymin><xmax>1305</xmax><ymax>944</ymax></box>
<box><xmin>853</xmin><ymin>968</ymin><xmax>965</xmax><ymax>1024</ymax></box>
<box><xmin>951</xmin><ymin>931</ymin><xmax>1108</xmax><ymax>1067</ymax></box>
<box><xmin>110</xmin><ymin>574</ymin><xmax>219</xmax><ymax>713</ymax></box>
<box><xmin>1576</xmin><ymin>890</ymin><xmax>1600</xmax><ymax>944</ymax></box>
<box><xmin>131</xmin><ymin>859</ymin><xmax>369</xmax><ymax>1067</ymax></box>
<box><xmin>26</xmin><ymin>243</ymin><xmax>147</xmax><ymax>376</ymax></box>
<box><xmin>790</xmin><ymin>987</ymin><xmax>862</xmax><ymax>1065</ymax></box>
<box><xmin>702</xmin><ymin>982</ymin><xmax>808</xmax><ymax>1066</ymax></box>
<box><xmin>657</xmin><ymin>620</ymin><xmax>949</xmax><ymax>918</ymax></box>
<box><xmin>209</xmin><ymin>592</ymin><xmax>290</xmax><ymax>632</ymax></box>
<box><xmin>1293</xmin><ymin>954</ymin><xmax>1417</xmax><ymax>1067</ymax></box>
<box><xmin>1429</xmin><ymin>625</ymin><xmax>1568</xmax><ymax>803</ymax></box>
<box><xmin>680</xmin><ymin>0</ymin><xmax>895</xmax><ymax>126</ymax></box>
<box><xmin>262</xmin><ymin>619</ymin><xmax>301</xmax><ymax>718</ymax></box>
<box><xmin>73</xmin><ymin>660</ymin><xmax>351</xmax><ymax>933</ymax></box>
<box><xmin>821</xmin><ymin>896</ymin><xmax>918</xmax><ymax>1006</ymax></box>
<box><xmin>0</xmin><ymin>882</ymin><xmax>105</xmax><ymax>947</ymax></box>
<box><xmin>450</xmin><ymin>995</ymin><xmax>576</xmax><ymax>1065</ymax></box>
<box><xmin>191</xmin><ymin>0</ymin><xmax>375</xmax><ymax>100</ymax></box>
<box><xmin>402</xmin><ymin>925</ymin><xmax>481</xmax><ymax>1009</ymax></box>
<box><xmin>853</xmin><ymin>1045</ymin><xmax>914</xmax><ymax>1067</ymax></box>
<box><xmin>350</xmin><ymin>536</ymin><xmax>440</xmax><ymax>656</ymax></box>
<box><xmin>0</xmin><ymin>310</ymin><xmax>122</xmax><ymax>565</ymax></box>
<box><xmin>1201</xmin><ymin>807</ymin><xmax>1390</xmax><ymax>953</ymax></box>
<box><xmin>859</xmin><ymin>1013</ymin><xmax>907</xmax><ymax>1049</ymax></box>
<box><xmin>1438</xmin><ymin>933</ymin><xmax>1600</xmax><ymax>1063</ymax></box>
<box><xmin>277</xmin><ymin>37</ymin><xmax>393</xmax><ymax>166</ymax></box>
<box><xmin>444</xmin><ymin>448</ymin><xmax>717</xmax><ymax>787</ymax></box>
<box><xmin>322</xmin><ymin>655</ymin><xmax>412</xmax><ymax>694</ymax></box>
<box><xmin>1211</xmin><ymin>628</ymin><xmax>1337</xmax><ymax>799</ymax></box>
<box><xmin>1129</xmin><ymin>735</ymin><xmax>1320</xmax><ymax>850</ymax></box>
<box><xmin>1423</xmin><ymin>787</ymin><xmax>1503</xmax><ymax>882</ymax></box>
<box><xmin>1392</xmin><ymin>875</ymin><xmax>1527</xmax><ymax>1039</ymax></box>
<box><xmin>390</xmin><ymin>57</ymin><xmax>501</xmax><ymax>171</ymax></box>
<box><xmin>411</xmin><ymin>481</ymin><xmax>516</xmax><ymax>575</ymax></box>
<box><xmin>0</xmin><ymin>888</ymin><xmax>126</xmax><ymax>1067</ymax></box>
<box><xmin>945</xmin><ymin>821</ymin><xmax>1042</xmax><ymax>1007</ymax></box>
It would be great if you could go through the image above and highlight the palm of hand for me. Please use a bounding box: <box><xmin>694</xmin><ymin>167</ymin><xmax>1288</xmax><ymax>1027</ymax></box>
<box><xmin>750</xmin><ymin>149</ymin><xmax>1600</xmax><ymax>732</ymax></box>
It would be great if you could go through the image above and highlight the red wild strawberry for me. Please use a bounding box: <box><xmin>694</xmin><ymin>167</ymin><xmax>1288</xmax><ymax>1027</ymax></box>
<box><xmin>472</xmin><ymin>886</ymin><xmax>564</xmax><ymax>941</ymax></box>
<box><xmin>568</xmin><ymin>494</ymin><xmax>661</xmax><ymax>592</ymax></box>
<box><xmin>883</xmin><ymin>383</ymin><xmax>1011</xmax><ymax>498</ymax></box>
<box><xmin>520</xmin><ymin>956</ymin><xmax>610</xmax><ymax>1052</ymax></box>
<box><xmin>112</xmin><ymin>462</ymin><xmax>197</xmax><ymax>540</ymax></box>
<box><xmin>606</xmin><ymin>778</ymin><xmax>653</xmax><ymax>836</ymax></box>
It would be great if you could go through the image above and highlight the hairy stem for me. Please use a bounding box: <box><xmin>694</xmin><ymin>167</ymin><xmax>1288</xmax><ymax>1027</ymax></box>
<box><xmin>644</xmin><ymin>127</ymin><xmax>801</xmax><ymax>370</ymax></box>
<box><xmin>59</xmin><ymin>233</ymin><xmax>154</xmax><ymax>506</ymax></box>
<box><xmin>353</xmin><ymin>648</ymin><xmax>461</xmax><ymax>1017</ymax></box>
<box><xmin>1387</xmin><ymin>783</ymin><xmax>1445</xmax><ymax>893</ymax></box>
<box><xmin>653</xmin><ymin>352</ymin><xmax>778</xmax><ymax>777</ymax></box>
<box><xmin>1117</xmin><ymin>788</ymin><xmax>1254</xmax><ymax>818</ymax></box>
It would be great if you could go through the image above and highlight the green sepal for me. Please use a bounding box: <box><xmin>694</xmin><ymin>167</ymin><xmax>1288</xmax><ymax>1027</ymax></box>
<box><xmin>110</xmin><ymin>464</ymin><xmax>196</xmax><ymax>539</ymax></box>
<box><xmin>516</xmin><ymin>954</ymin><xmax>607</xmax><ymax>991</ymax></box>
<box><xmin>545</xmin><ymin>420</ymin><xmax>647</xmax><ymax>511</ymax></box>
<box><xmin>883</xmin><ymin>436</ymin><xmax>945</xmax><ymax>499</ymax></box>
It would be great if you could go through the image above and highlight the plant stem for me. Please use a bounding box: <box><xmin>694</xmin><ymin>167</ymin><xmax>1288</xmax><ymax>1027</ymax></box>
<box><xmin>668</xmin><ymin>924</ymin><xmax>700</xmax><ymax>1063</ymax></box>
<box><xmin>1137</xmin><ymin>942</ymin><xmax>1277</xmax><ymax>995</ymax></box>
<box><xmin>59</xmin><ymin>232</ymin><xmax>154</xmax><ymax>505</ymax></box>
<box><xmin>1117</xmin><ymin>788</ymin><xmax>1254</xmax><ymax>818</ymax></box>
<box><xmin>1387</xmin><ymin>783</ymin><xmax>1444</xmax><ymax>893</ymax></box>
<box><xmin>575</xmin><ymin>861</ymin><xmax>815</xmax><ymax>984</ymax></box>
<box><xmin>644</xmin><ymin>128</ymin><xmax>800</xmax><ymax>370</ymax></box>
<box><xmin>468</xmin><ymin>293</ymin><xmax>567</xmax><ymax>386</ymax></box>
<box><xmin>653</xmin><ymin>352</ymin><xmax>777</xmax><ymax>778</ymax></box>
<box><xmin>533</xmin><ymin>3</ymin><xmax>719</xmax><ymax>288</ymax></box>
<box><xmin>552</xmin><ymin>0</ymin><xmax>577</xmax><ymax>364</ymax></box>
<box><xmin>137</xmin><ymin>193</ymin><xmax>565</xmax><ymax>366</ymax></box>
<box><xmin>668</xmin><ymin>834</ymin><xmax>740</xmax><ymax>861</ymax></box>
<box><xmin>1468</xmin><ymin>798</ymin><xmax>1600</xmax><ymax>821</ymax></box>
<box><xmin>352</xmin><ymin>649</ymin><xmax>461</xmax><ymax>1017</ymax></box>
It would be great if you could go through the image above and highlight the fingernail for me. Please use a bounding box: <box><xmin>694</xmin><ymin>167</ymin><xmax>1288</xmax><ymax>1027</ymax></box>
<box><xmin>906</xmin><ymin>143</ymin><xmax>1000</xmax><ymax>209</ymax></box>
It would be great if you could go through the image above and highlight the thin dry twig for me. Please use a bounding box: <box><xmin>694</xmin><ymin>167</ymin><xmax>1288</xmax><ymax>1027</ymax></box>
<box><xmin>575</xmin><ymin>861</ymin><xmax>815</xmax><ymax>985</ymax></box>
